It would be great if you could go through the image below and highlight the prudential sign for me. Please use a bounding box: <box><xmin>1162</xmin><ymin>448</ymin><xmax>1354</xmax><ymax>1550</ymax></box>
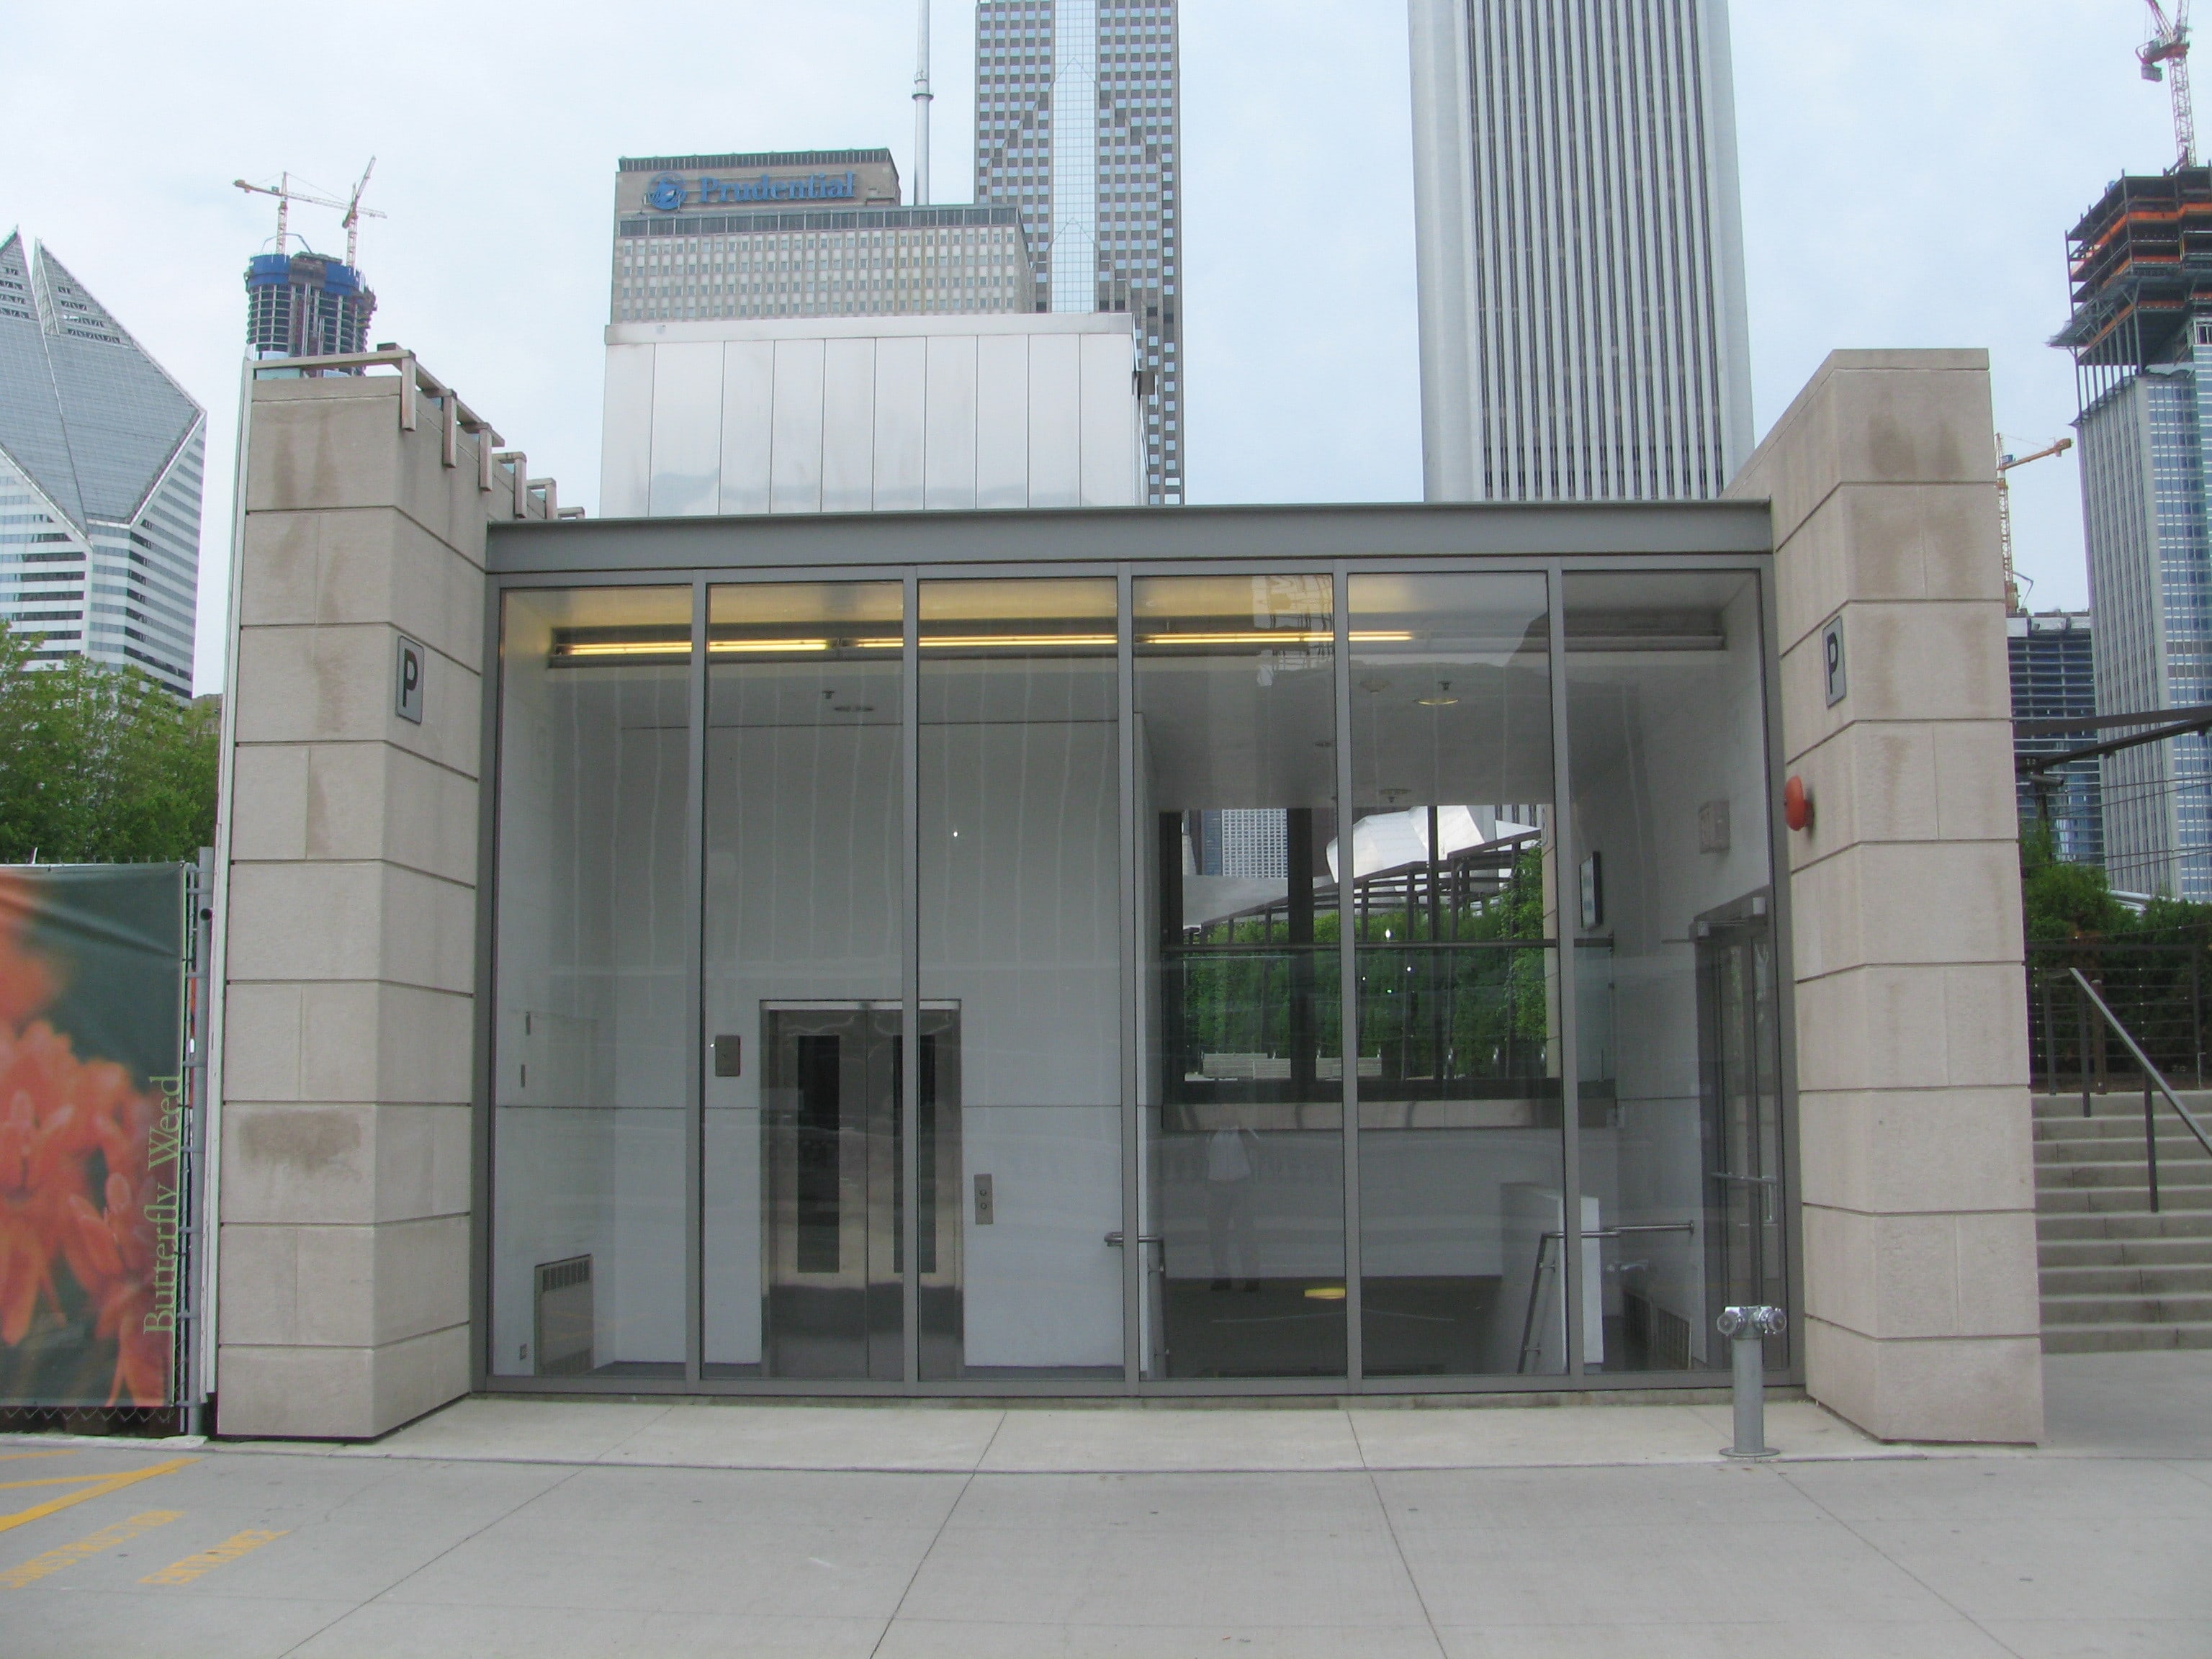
<box><xmin>644</xmin><ymin>171</ymin><xmax>858</xmax><ymax>212</ymax></box>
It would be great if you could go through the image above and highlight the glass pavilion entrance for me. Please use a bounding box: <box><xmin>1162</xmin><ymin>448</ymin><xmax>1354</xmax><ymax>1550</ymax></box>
<box><xmin>486</xmin><ymin>545</ymin><xmax>1790</xmax><ymax>1395</ymax></box>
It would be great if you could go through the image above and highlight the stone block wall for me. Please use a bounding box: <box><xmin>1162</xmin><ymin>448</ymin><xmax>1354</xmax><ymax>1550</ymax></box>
<box><xmin>1730</xmin><ymin>349</ymin><xmax>2044</xmax><ymax>1444</ymax></box>
<box><xmin>214</xmin><ymin>369</ymin><xmax>537</xmax><ymax>1438</ymax></box>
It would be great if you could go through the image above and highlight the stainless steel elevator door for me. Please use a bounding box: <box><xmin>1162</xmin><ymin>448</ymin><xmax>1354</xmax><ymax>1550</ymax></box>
<box><xmin>761</xmin><ymin>1003</ymin><xmax>961</xmax><ymax>1380</ymax></box>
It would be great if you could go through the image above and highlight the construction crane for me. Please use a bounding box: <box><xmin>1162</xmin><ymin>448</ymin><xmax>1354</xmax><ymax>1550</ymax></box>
<box><xmin>2141</xmin><ymin>1</ymin><xmax>2197</xmax><ymax>169</ymax></box>
<box><xmin>1997</xmin><ymin>436</ymin><xmax>2074</xmax><ymax>616</ymax></box>
<box><xmin>233</xmin><ymin>159</ymin><xmax>385</xmax><ymax>265</ymax></box>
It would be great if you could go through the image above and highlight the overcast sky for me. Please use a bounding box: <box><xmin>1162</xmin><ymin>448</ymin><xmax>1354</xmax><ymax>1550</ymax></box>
<box><xmin>0</xmin><ymin>1</ymin><xmax>2184</xmax><ymax>695</ymax></box>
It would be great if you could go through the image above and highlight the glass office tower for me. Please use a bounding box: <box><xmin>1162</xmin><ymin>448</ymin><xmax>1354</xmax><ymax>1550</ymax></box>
<box><xmin>482</xmin><ymin>505</ymin><xmax>1790</xmax><ymax>1395</ymax></box>
<box><xmin>976</xmin><ymin>0</ymin><xmax>1182</xmax><ymax>504</ymax></box>
<box><xmin>0</xmin><ymin>232</ymin><xmax>202</xmax><ymax>699</ymax></box>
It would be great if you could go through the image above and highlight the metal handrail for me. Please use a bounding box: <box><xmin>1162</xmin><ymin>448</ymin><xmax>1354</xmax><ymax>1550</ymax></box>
<box><xmin>2069</xmin><ymin>968</ymin><xmax>2212</xmax><ymax>1213</ymax></box>
<box><xmin>1515</xmin><ymin>1222</ymin><xmax>1696</xmax><ymax>1373</ymax></box>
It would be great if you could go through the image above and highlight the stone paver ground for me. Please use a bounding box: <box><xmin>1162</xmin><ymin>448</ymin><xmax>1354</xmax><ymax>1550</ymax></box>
<box><xmin>0</xmin><ymin>1354</ymin><xmax>2200</xmax><ymax>1658</ymax></box>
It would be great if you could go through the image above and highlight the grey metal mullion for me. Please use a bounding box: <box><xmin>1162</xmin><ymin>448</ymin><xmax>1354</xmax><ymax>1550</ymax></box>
<box><xmin>1758</xmin><ymin>568</ymin><xmax>1808</xmax><ymax>1382</ymax></box>
<box><xmin>472</xmin><ymin>580</ymin><xmax>505</xmax><ymax>1393</ymax></box>
<box><xmin>1547</xmin><ymin>562</ymin><xmax>1586</xmax><ymax>1380</ymax></box>
<box><xmin>1336</xmin><ymin>567</ymin><xmax>1362</xmax><ymax>1386</ymax></box>
<box><xmin>1118</xmin><ymin>567</ymin><xmax>1142</xmax><ymax>1392</ymax></box>
<box><xmin>902</xmin><ymin>572</ymin><xmax>922</xmax><ymax>1388</ymax></box>
<box><xmin>685</xmin><ymin>577</ymin><xmax>709</xmax><ymax>1385</ymax></box>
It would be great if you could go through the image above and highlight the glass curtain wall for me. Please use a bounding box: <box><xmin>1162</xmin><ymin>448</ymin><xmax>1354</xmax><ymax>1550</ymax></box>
<box><xmin>920</xmin><ymin>579</ymin><xmax>1123</xmax><ymax>1380</ymax></box>
<box><xmin>486</xmin><ymin>562</ymin><xmax>1786</xmax><ymax>1393</ymax></box>
<box><xmin>701</xmin><ymin>583</ymin><xmax>905</xmax><ymax>1380</ymax></box>
<box><xmin>1563</xmin><ymin>572</ymin><xmax>1782</xmax><ymax>1375</ymax></box>
<box><xmin>1136</xmin><ymin>575</ymin><xmax>1345</xmax><ymax>1380</ymax></box>
<box><xmin>1346</xmin><ymin>575</ymin><xmax>1567</xmax><ymax>1377</ymax></box>
<box><xmin>491</xmin><ymin>587</ymin><xmax>693</xmax><ymax>1380</ymax></box>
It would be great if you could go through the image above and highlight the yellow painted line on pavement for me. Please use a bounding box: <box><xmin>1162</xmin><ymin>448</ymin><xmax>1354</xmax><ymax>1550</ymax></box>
<box><xmin>142</xmin><ymin>1528</ymin><xmax>289</xmax><ymax>1586</ymax></box>
<box><xmin>2</xmin><ymin>1510</ymin><xmax>183</xmax><ymax>1588</ymax></box>
<box><xmin>0</xmin><ymin>1474</ymin><xmax>149</xmax><ymax>1491</ymax></box>
<box><xmin>0</xmin><ymin>1457</ymin><xmax>197</xmax><ymax>1536</ymax></box>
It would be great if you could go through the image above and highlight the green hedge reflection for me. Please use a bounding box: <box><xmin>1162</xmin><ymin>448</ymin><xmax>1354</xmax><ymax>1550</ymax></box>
<box><xmin>1170</xmin><ymin>848</ymin><xmax>1551</xmax><ymax>1088</ymax></box>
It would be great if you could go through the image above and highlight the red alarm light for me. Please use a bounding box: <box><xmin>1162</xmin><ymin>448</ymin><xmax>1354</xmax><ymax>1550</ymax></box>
<box><xmin>1784</xmin><ymin>775</ymin><xmax>1812</xmax><ymax>832</ymax></box>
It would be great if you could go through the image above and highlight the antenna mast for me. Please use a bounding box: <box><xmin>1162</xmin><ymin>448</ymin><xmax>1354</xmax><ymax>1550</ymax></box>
<box><xmin>914</xmin><ymin>0</ymin><xmax>933</xmax><ymax>205</ymax></box>
<box><xmin>2143</xmin><ymin>1</ymin><xmax>2198</xmax><ymax>169</ymax></box>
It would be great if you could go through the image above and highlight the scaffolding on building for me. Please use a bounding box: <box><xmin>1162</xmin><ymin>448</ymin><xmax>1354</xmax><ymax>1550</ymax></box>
<box><xmin>2054</xmin><ymin>167</ymin><xmax>2212</xmax><ymax>406</ymax></box>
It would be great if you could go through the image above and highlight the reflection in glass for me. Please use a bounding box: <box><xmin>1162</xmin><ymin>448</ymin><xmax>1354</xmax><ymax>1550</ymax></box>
<box><xmin>1564</xmin><ymin>572</ymin><xmax>1784</xmax><ymax>1373</ymax></box>
<box><xmin>701</xmin><ymin>583</ymin><xmax>910</xmax><ymax>1380</ymax></box>
<box><xmin>1136</xmin><ymin>575</ymin><xmax>1344</xmax><ymax>1378</ymax></box>
<box><xmin>920</xmin><ymin>579</ymin><xmax>1123</xmax><ymax>1379</ymax></box>
<box><xmin>1346</xmin><ymin>575</ymin><xmax>1567</xmax><ymax>1377</ymax></box>
<box><xmin>492</xmin><ymin>587</ymin><xmax>691</xmax><ymax>1380</ymax></box>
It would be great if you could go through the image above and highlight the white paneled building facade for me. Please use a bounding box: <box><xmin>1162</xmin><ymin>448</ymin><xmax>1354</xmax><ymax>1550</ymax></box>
<box><xmin>601</xmin><ymin>314</ymin><xmax>1142</xmax><ymax>518</ymax></box>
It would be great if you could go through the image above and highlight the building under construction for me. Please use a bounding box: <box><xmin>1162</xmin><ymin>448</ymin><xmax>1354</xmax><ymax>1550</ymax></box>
<box><xmin>245</xmin><ymin>251</ymin><xmax>376</xmax><ymax>361</ymax></box>
<box><xmin>2056</xmin><ymin>166</ymin><xmax>2212</xmax><ymax>403</ymax></box>
<box><xmin>2058</xmin><ymin>166</ymin><xmax>2212</xmax><ymax>899</ymax></box>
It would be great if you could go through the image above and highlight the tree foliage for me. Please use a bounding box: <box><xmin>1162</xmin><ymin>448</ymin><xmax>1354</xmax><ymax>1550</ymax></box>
<box><xmin>1174</xmin><ymin>845</ymin><xmax>1555</xmax><ymax>1084</ymax></box>
<box><xmin>2020</xmin><ymin>818</ymin><xmax>2131</xmax><ymax>945</ymax></box>
<box><xmin>2021</xmin><ymin>818</ymin><xmax>2212</xmax><ymax>1080</ymax></box>
<box><xmin>0</xmin><ymin>625</ymin><xmax>218</xmax><ymax>864</ymax></box>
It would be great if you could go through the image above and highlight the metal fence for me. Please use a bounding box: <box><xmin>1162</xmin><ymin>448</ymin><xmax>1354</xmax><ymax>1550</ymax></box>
<box><xmin>2028</xmin><ymin>940</ymin><xmax>2212</xmax><ymax>1092</ymax></box>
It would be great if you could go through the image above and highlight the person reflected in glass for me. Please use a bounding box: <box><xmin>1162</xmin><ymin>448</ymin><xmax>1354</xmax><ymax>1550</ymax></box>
<box><xmin>1205</xmin><ymin>1107</ymin><xmax>1262</xmax><ymax>1292</ymax></box>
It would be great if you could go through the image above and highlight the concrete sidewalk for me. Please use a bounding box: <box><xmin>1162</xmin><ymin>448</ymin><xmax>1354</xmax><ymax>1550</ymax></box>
<box><xmin>0</xmin><ymin>1355</ymin><xmax>2203</xmax><ymax>1657</ymax></box>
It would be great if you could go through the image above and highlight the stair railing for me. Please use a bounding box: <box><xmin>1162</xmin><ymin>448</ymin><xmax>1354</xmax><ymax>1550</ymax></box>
<box><xmin>2069</xmin><ymin>968</ymin><xmax>2212</xmax><ymax>1213</ymax></box>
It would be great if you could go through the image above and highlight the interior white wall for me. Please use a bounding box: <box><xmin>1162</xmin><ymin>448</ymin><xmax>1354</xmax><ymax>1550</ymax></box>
<box><xmin>600</xmin><ymin>315</ymin><xmax>1140</xmax><ymax>517</ymax></box>
<box><xmin>924</xmin><ymin>713</ymin><xmax>1123</xmax><ymax>1368</ymax></box>
<box><xmin>1359</xmin><ymin>1128</ymin><xmax>1567</xmax><ymax>1279</ymax></box>
<box><xmin>962</xmin><ymin>1106</ymin><xmax>1122</xmax><ymax>1368</ymax></box>
<box><xmin>493</xmin><ymin>648</ymin><xmax>690</xmax><ymax>1375</ymax></box>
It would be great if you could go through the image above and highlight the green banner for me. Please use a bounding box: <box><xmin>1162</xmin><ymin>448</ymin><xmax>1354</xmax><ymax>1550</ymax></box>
<box><xmin>0</xmin><ymin>865</ymin><xmax>186</xmax><ymax>1408</ymax></box>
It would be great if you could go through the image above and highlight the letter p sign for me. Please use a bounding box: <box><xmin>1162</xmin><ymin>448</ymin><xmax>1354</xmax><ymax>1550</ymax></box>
<box><xmin>395</xmin><ymin>635</ymin><xmax>426</xmax><ymax>724</ymax></box>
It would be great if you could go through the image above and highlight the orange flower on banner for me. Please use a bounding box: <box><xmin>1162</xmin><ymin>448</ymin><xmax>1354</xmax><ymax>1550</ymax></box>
<box><xmin>0</xmin><ymin>871</ymin><xmax>169</xmax><ymax>1407</ymax></box>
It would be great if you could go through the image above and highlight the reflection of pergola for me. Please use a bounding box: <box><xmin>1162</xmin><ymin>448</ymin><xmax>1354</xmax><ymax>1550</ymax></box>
<box><xmin>1164</xmin><ymin>814</ymin><xmax>1554</xmax><ymax>1100</ymax></box>
<box><xmin>1177</xmin><ymin>811</ymin><xmax>1542</xmax><ymax>943</ymax></box>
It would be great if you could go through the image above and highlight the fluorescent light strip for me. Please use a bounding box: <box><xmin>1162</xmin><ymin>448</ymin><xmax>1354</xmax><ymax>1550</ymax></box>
<box><xmin>1140</xmin><ymin>630</ymin><xmax>1414</xmax><ymax>647</ymax></box>
<box><xmin>552</xmin><ymin>630</ymin><xmax>1417</xmax><ymax>660</ymax></box>
<box><xmin>920</xmin><ymin>633</ymin><xmax>1119</xmax><ymax>648</ymax></box>
<box><xmin>553</xmin><ymin>639</ymin><xmax>698</xmax><ymax>658</ymax></box>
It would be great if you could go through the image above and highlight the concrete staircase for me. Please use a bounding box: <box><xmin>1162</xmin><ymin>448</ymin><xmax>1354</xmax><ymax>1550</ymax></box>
<box><xmin>2036</xmin><ymin>1089</ymin><xmax>2212</xmax><ymax>1352</ymax></box>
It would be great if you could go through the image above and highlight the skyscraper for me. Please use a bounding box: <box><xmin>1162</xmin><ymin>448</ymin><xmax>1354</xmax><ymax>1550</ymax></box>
<box><xmin>246</xmin><ymin>250</ymin><xmax>377</xmax><ymax>360</ymax></box>
<box><xmin>2010</xmin><ymin>611</ymin><xmax>2105</xmax><ymax>870</ymax></box>
<box><xmin>975</xmin><ymin>0</ymin><xmax>1182</xmax><ymax>505</ymax></box>
<box><xmin>2057</xmin><ymin>166</ymin><xmax>2212</xmax><ymax>899</ymax></box>
<box><xmin>0</xmin><ymin>233</ymin><xmax>202</xmax><ymax>699</ymax></box>
<box><xmin>1406</xmin><ymin>0</ymin><xmax>1754</xmax><ymax>502</ymax></box>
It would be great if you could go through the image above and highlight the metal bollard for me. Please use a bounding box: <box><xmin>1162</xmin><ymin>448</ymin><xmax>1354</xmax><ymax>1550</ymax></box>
<box><xmin>1715</xmin><ymin>1305</ymin><xmax>1787</xmax><ymax>1460</ymax></box>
